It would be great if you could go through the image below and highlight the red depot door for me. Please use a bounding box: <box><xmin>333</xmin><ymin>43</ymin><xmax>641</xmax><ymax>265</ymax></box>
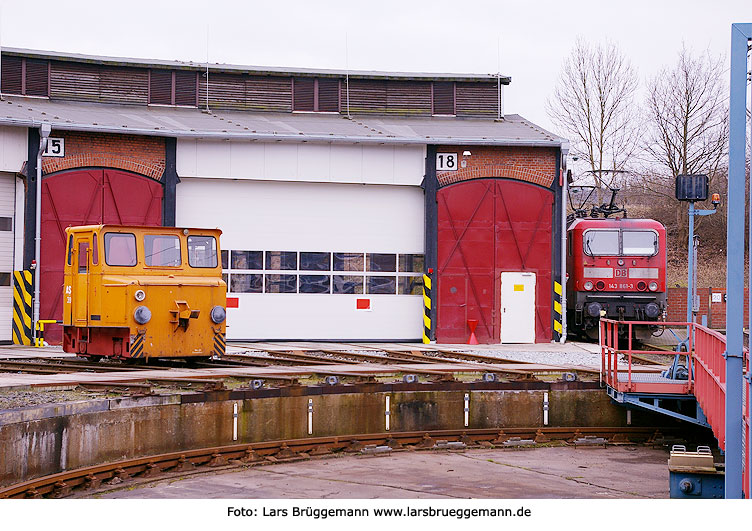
<box><xmin>40</xmin><ymin>169</ymin><xmax>163</xmax><ymax>343</ymax></box>
<box><xmin>437</xmin><ymin>179</ymin><xmax>553</xmax><ymax>343</ymax></box>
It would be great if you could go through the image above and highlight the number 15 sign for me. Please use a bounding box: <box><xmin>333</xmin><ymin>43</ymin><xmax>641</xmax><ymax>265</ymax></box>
<box><xmin>436</xmin><ymin>152</ymin><xmax>458</xmax><ymax>171</ymax></box>
<box><xmin>42</xmin><ymin>138</ymin><xmax>65</xmax><ymax>158</ymax></box>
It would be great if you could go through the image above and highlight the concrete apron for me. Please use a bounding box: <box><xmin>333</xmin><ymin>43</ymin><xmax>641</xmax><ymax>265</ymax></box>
<box><xmin>0</xmin><ymin>386</ymin><xmax>667</xmax><ymax>487</ymax></box>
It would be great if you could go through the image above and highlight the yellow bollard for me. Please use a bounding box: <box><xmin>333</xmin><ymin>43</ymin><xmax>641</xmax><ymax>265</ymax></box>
<box><xmin>35</xmin><ymin>320</ymin><xmax>58</xmax><ymax>347</ymax></box>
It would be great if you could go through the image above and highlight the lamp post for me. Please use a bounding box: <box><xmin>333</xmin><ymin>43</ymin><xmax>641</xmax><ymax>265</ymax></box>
<box><xmin>675</xmin><ymin>175</ymin><xmax>719</xmax><ymax>349</ymax></box>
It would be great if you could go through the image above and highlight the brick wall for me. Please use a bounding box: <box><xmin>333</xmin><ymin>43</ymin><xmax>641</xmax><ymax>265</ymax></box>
<box><xmin>666</xmin><ymin>287</ymin><xmax>749</xmax><ymax>329</ymax></box>
<box><xmin>436</xmin><ymin>146</ymin><xmax>557</xmax><ymax>187</ymax></box>
<box><xmin>41</xmin><ymin>131</ymin><xmax>165</xmax><ymax>180</ymax></box>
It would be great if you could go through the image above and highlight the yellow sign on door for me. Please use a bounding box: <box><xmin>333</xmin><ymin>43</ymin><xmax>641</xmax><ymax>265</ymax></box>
<box><xmin>514</xmin><ymin>284</ymin><xmax>524</xmax><ymax>291</ymax></box>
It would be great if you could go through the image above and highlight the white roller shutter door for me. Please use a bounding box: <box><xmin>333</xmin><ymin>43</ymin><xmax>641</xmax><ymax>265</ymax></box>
<box><xmin>177</xmin><ymin>178</ymin><xmax>425</xmax><ymax>340</ymax></box>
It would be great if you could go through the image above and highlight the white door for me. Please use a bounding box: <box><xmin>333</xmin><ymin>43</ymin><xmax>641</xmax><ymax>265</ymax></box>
<box><xmin>0</xmin><ymin>174</ymin><xmax>15</xmax><ymax>342</ymax></box>
<box><xmin>500</xmin><ymin>272</ymin><xmax>536</xmax><ymax>344</ymax></box>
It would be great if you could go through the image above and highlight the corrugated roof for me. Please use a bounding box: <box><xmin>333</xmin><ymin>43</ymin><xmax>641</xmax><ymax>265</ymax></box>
<box><xmin>0</xmin><ymin>95</ymin><xmax>565</xmax><ymax>147</ymax></box>
<box><xmin>1</xmin><ymin>47</ymin><xmax>511</xmax><ymax>84</ymax></box>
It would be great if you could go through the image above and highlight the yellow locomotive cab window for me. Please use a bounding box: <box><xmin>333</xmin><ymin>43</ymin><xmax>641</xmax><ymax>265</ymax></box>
<box><xmin>144</xmin><ymin>234</ymin><xmax>182</xmax><ymax>267</ymax></box>
<box><xmin>78</xmin><ymin>241</ymin><xmax>89</xmax><ymax>273</ymax></box>
<box><xmin>104</xmin><ymin>233</ymin><xmax>137</xmax><ymax>266</ymax></box>
<box><xmin>92</xmin><ymin>233</ymin><xmax>99</xmax><ymax>265</ymax></box>
<box><xmin>67</xmin><ymin>234</ymin><xmax>73</xmax><ymax>265</ymax></box>
<box><xmin>187</xmin><ymin>235</ymin><xmax>218</xmax><ymax>268</ymax></box>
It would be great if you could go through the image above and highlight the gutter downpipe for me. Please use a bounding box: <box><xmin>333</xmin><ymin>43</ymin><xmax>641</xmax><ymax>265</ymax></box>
<box><xmin>560</xmin><ymin>143</ymin><xmax>570</xmax><ymax>343</ymax></box>
<box><xmin>32</xmin><ymin>123</ymin><xmax>51</xmax><ymax>343</ymax></box>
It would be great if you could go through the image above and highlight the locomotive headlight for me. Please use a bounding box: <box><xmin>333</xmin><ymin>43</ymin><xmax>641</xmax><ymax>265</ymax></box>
<box><xmin>648</xmin><ymin>282</ymin><xmax>658</xmax><ymax>291</ymax></box>
<box><xmin>617</xmin><ymin>259</ymin><xmax>625</xmax><ymax>266</ymax></box>
<box><xmin>210</xmin><ymin>305</ymin><xmax>226</xmax><ymax>324</ymax></box>
<box><xmin>584</xmin><ymin>281</ymin><xmax>594</xmax><ymax>291</ymax></box>
<box><xmin>134</xmin><ymin>289</ymin><xmax>146</xmax><ymax>302</ymax></box>
<box><xmin>133</xmin><ymin>305</ymin><xmax>152</xmax><ymax>325</ymax></box>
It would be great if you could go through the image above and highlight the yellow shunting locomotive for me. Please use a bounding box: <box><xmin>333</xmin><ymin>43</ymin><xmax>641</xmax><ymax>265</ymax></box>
<box><xmin>62</xmin><ymin>225</ymin><xmax>226</xmax><ymax>361</ymax></box>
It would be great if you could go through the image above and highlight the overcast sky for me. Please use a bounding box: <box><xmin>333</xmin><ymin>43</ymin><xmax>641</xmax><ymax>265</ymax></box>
<box><xmin>0</xmin><ymin>0</ymin><xmax>749</xmax><ymax>132</ymax></box>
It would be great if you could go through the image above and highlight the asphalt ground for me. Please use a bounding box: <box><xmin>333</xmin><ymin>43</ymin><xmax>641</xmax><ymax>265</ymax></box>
<box><xmin>96</xmin><ymin>445</ymin><xmax>670</xmax><ymax>499</ymax></box>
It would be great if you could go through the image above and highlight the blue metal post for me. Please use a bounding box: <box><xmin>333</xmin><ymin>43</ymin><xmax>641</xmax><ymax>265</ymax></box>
<box><xmin>687</xmin><ymin>201</ymin><xmax>695</xmax><ymax>327</ymax></box>
<box><xmin>726</xmin><ymin>22</ymin><xmax>751</xmax><ymax>499</ymax></box>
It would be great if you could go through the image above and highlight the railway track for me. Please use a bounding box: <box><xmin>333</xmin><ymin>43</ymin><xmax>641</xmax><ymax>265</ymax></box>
<box><xmin>0</xmin><ymin>426</ymin><xmax>685</xmax><ymax>499</ymax></box>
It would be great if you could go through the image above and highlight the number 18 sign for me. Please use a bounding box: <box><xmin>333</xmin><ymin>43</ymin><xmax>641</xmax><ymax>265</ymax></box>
<box><xmin>436</xmin><ymin>152</ymin><xmax>458</xmax><ymax>171</ymax></box>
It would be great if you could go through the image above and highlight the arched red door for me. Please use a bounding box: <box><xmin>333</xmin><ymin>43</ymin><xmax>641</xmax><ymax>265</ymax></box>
<box><xmin>40</xmin><ymin>168</ymin><xmax>163</xmax><ymax>343</ymax></box>
<box><xmin>437</xmin><ymin>179</ymin><xmax>553</xmax><ymax>343</ymax></box>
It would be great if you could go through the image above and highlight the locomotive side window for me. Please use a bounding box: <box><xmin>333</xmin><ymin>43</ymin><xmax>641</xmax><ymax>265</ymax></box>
<box><xmin>92</xmin><ymin>233</ymin><xmax>99</xmax><ymax>265</ymax></box>
<box><xmin>104</xmin><ymin>233</ymin><xmax>137</xmax><ymax>266</ymax></box>
<box><xmin>583</xmin><ymin>230</ymin><xmax>619</xmax><ymax>256</ymax></box>
<box><xmin>67</xmin><ymin>234</ymin><xmax>73</xmax><ymax>265</ymax></box>
<box><xmin>144</xmin><ymin>235</ymin><xmax>182</xmax><ymax>267</ymax></box>
<box><xmin>188</xmin><ymin>235</ymin><xmax>218</xmax><ymax>268</ymax></box>
<box><xmin>78</xmin><ymin>241</ymin><xmax>89</xmax><ymax>273</ymax></box>
<box><xmin>622</xmin><ymin>231</ymin><xmax>658</xmax><ymax>256</ymax></box>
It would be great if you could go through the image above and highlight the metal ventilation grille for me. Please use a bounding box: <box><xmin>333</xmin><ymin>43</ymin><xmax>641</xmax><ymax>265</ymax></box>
<box><xmin>432</xmin><ymin>81</ymin><xmax>455</xmax><ymax>115</ymax></box>
<box><xmin>456</xmin><ymin>82</ymin><xmax>497</xmax><ymax>117</ymax></box>
<box><xmin>293</xmin><ymin>77</ymin><xmax>315</xmax><ymax>111</ymax></box>
<box><xmin>317</xmin><ymin>78</ymin><xmax>340</xmax><ymax>112</ymax></box>
<box><xmin>246</xmin><ymin>75</ymin><xmax>292</xmax><ymax>112</ymax></box>
<box><xmin>1</xmin><ymin>56</ymin><xmax>22</xmax><ymax>95</ymax></box>
<box><xmin>387</xmin><ymin>81</ymin><xmax>431</xmax><ymax>116</ymax></box>
<box><xmin>149</xmin><ymin>69</ymin><xmax>172</xmax><ymax>104</ymax></box>
<box><xmin>25</xmin><ymin>59</ymin><xmax>49</xmax><ymax>96</ymax></box>
<box><xmin>347</xmin><ymin>79</ymin><xmax>387</xmax><ymax>113</ymax></box>
<box><xmin>174</xmin><ymin>70</ymin><xmax>197</xmax><ymax>106</ymax></box>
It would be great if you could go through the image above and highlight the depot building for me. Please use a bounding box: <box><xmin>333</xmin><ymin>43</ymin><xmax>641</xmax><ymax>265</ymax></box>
<box><xmin>0</xmin><ymin>48</ymin><xmax>567</xmax><ymax>345</ymax></box>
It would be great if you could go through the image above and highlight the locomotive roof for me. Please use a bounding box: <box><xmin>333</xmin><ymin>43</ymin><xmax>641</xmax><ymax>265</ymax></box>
<box><xmin>65</xmin><ymin>225</ymin><xmax>223</xmax><ymax>234</ymax></box>
<box><xmin>568</xmin><ymin>217</ymin><xmax>665</xmax><ymax>231</ymax></box>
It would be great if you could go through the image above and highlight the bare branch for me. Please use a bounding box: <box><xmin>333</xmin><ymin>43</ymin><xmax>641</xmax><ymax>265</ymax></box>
<box><xmin>546</xmin><ymin>39</ymin><xmax>639</xmax><ymax>188</ymax></box>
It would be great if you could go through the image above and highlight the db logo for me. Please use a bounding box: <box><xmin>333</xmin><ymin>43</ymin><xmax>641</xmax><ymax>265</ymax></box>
<box><xmin>615</xmin><ymin>269</ymin><xmax>628</xmax><ymax>278</ymax></box>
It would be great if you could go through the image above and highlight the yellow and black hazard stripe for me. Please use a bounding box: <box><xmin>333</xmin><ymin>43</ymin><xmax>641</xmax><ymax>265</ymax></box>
<box><xmin>130</xmin><ymin>333</ymin><xmax>146</xmax><ymax>358</ymax></box>
<box><xmin>422</xmin><ymin>273</ymin><xmax>432</xmax><ymax>344</ymax></box>
<box><xmin>213</xmin><ymin>330</ymin><xmax>226</xmax><ymax>357</ymax></box>
<box><xmin>12</xmin><ymin>271</ymin><xmax>33</xmax><ymax>346</ymax></box>
<box><xmin>553</xmin><ymin>280</ymin><xmax>563</xmax><ymax>341</ymax></box>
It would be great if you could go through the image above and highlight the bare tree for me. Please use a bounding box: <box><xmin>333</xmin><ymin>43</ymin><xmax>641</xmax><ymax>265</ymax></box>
<box><xmin>643</xmin><ymin>46</ymin><xmax>728</xmax><ymax>183</ymax></box>
<box><xmin>547</xmin><ymin>39</ymin><xmax>639</xmax><ymax>189</ymax></box>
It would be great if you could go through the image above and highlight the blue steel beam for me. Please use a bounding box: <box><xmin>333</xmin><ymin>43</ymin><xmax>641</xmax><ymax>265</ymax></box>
<box><xmin>727</xmin><ymin>22</ymin><xmax>751</xmax><ymax>499</ymax></box>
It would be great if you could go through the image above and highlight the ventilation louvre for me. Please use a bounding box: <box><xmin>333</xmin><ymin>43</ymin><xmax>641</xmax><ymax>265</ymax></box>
<box><xmin>149</xmin><ymin>70</ymin><xmax>172</xmax><ymax>105</ymax></box>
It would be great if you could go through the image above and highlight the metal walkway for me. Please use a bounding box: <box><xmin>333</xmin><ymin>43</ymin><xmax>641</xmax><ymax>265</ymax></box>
<box><xmin>600</xmin><ymin>319</ymin><xmax>750</xmax><ymax>497</ymax></box>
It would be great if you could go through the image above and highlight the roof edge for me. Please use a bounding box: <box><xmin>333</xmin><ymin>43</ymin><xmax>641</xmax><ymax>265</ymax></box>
<box><xmin>0</xmin><ymin>117</ymin><xmax>562</xmax><ymax>147</ymax></box>
<box><xmin>1</xmin><ymin>47</ymin><xmax>512</xmax><ymax>84</ymax></box>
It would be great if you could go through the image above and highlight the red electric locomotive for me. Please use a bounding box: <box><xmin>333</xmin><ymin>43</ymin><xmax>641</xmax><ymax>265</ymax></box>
<box><xmin>567</xmin><ymin>216</ymin><xmax>667</xmax><ymax>340</ymax></box>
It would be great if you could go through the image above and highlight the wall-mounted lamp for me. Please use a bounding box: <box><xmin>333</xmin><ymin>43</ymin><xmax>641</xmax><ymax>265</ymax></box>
<box><xmin>462</xmin><ymin>150</ymin><xmax>472</xmax><ymax>157</ymax></box>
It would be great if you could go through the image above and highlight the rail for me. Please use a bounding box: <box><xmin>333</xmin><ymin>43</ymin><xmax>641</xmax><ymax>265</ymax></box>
<box><xmin>600</xmin><ymin>318</ymin><xmax>750</xmax><ymax>496</ymax></box>
<box><xmin>0</xmin><ymin>426</ymin><xmax>677</xmax><ymax>499</ymax></box>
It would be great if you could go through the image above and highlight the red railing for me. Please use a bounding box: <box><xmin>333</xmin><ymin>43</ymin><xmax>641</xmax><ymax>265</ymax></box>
<box><xmin>600</xmin><ymin>318</ymin><xmax>749</xmax><ymax>497</ymax></box>
<box><xmin>600</xmin><ymin>319</ymin><xmax>695</xmax><ymax>395</ymax></box>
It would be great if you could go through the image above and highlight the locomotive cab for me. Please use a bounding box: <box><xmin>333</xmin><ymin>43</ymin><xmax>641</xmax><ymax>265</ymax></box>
<box><xmin>62</xmin><ymin>225</ymin><xmax>226</xmax><ymax>360</ymax></box>
<box><xmin>567</xmin><ymin>218</ymin><xmax>667</xmax><ymax>340</ymax></box>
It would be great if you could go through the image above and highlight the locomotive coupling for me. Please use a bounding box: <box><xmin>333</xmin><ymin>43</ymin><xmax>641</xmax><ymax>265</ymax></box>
<box><xmin>170</xmin><ymin>300</ymin><xmax>201</xmax><ymax>330</ymax></box>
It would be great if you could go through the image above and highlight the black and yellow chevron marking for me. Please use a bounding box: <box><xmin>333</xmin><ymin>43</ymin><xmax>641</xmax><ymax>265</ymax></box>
<box><xmin>130</xmin><ymin>333</ymin><xmax>145</xmax><ymax>359</ymax></box>
<box><xmin>422</xmin><ymin>273</ymin><xmax>432</xmax><ymax>344</ymax></box>
<box><xmin>553</xmin><ymin>280</ymin><xmax>563</xmax><ymax>340</ymax></box>
<box><xmin>12</xmin><ymin>271</ymin><xmax>33</xmax><ymax>346</ymax></box>
<box><xmin>213</xmin><ymin>331</ymin><xmax>226</xmax><ymax>357</ymax></box>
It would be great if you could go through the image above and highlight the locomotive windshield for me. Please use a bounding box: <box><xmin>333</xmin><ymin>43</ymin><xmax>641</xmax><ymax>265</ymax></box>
<box><xmin>583</xmin><ymin>230</ymin><xmax>619</xmax><ymax>255</ymax></box>
<box><xmin>187</xmin><ymin>235</ymin><xmax>218</xmax><ymax>268</ymax></box>
<box><xmin>144</xmin><ymin>235</ymin><xmax>182</xmax><ymax>267</ymax></box>
<box><xmin>622</xmin><ymin>231</ymin><xmax>658</xmax><ymax>255</ymax></box>
<box><xmin>104</xmin><ymin>233</ymin><xmax>137</xmax><ymax>266</ymax></box>
<box><xmin>583</xmin><ymin>229</ymin><xmax>658</xmax><ymax>256</ymax></box>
